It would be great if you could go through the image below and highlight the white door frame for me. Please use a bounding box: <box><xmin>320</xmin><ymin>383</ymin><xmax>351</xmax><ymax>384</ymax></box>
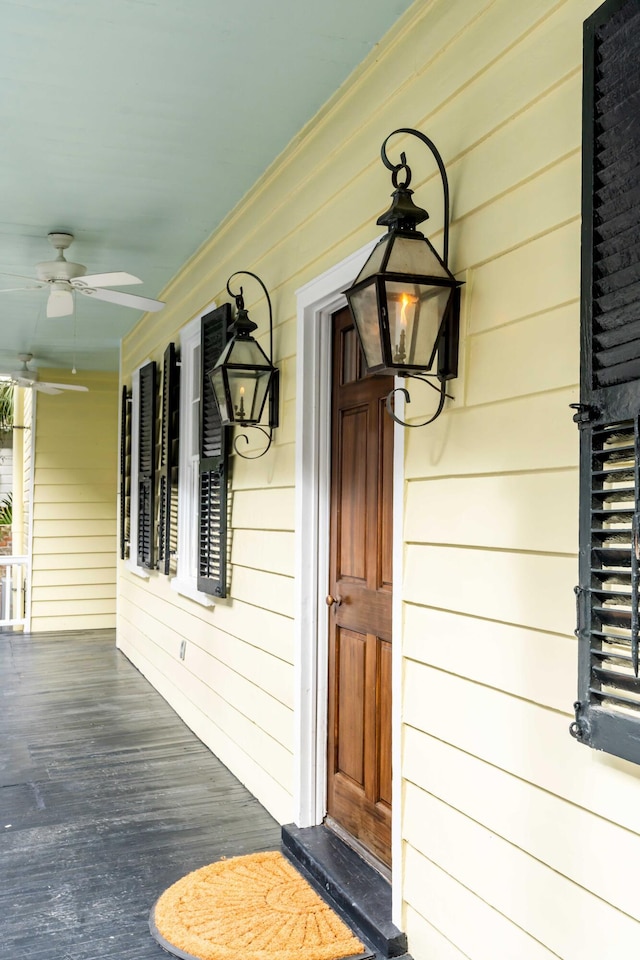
<box><xmin>293</xmin><ymin>241</ymin><xmax>404</xmax><ymax>923</ymax></box>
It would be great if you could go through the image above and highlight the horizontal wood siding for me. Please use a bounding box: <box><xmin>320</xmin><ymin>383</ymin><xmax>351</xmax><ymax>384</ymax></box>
<box><xmin>31</xmin><ymin>371</ymin><xmax>118</xmax><ymax>631</ymax></box>
<box><xmin>117</xmin><ymin>0</ymin><xmax>640</xmax><ymax>956</ymax></box>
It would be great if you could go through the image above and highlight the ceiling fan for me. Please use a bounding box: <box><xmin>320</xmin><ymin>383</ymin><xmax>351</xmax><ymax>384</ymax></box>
<box><xmin>0</xmin><ymin>232</ymin><xmax>165</xmax><ymax>318</ymax></box>
<box><xmin>0</xmin><ymin>354</ymin><xmax>89</xmax><ymax>395</ymax></box>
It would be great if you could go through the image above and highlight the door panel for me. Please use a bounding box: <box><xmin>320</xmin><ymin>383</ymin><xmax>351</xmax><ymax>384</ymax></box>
<box><xmin>336</xmin><ymin>627</ymin><xmax>367</xmax><ymax>785</ymax></box>
<box><xmin>338</xmin><ymin>407</ymin><xmax>369</xmax><ymax>582</ymax></box>
<box><xmin>327</xmin><ymin>306</ymin><xmax>394</xmax><ymax>867</ymax></box>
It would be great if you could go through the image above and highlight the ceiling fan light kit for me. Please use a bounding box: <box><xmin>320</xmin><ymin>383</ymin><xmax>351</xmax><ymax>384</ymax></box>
<box><xmin>0</xmin><ymin>232</ymin><xmax>166</xmax><ymax>319</ymax></box>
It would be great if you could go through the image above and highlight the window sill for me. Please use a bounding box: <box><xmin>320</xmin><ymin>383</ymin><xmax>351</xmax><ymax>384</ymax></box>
<box><xmin>171</xmin><ymin>578</ymin><xmax>215</xmax><ymax>608</ymax></box>
<box><xmin>125</xmin><ymin>560</ymin><xmax>150</xmax><ymax>580</ymax></box>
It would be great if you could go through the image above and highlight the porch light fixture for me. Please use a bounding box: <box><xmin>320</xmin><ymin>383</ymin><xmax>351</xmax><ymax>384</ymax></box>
<box><xmin>209</xmin><ymin>270</ymin><xmax>279</xmax><ymax>459</ymax></box>
<box><xmin>344</xmin><ymin>127</ymin><xmax>462</xmax><ymax>427</ymax></box>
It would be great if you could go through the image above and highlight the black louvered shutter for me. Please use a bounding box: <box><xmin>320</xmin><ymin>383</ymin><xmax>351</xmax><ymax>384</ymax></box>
<box><xmin>119</xmin><ymin>385</ymin><xmax>131</xmax><ymax>560</ymax></box>
<box><xmin>197</xmin><ymin>304</ymin><xmax>231</xmax><ymax>597</ymax></box>
<box><xmin>158</xmin><ymin>343</ymin><xmax>180</xmax><ymax>575</ymax></box>
<box><xmin>573</xmin><ymin>0</ymin><xmax>640</xmax><ymax>762</ymax></box>
<box><xmin>138</xmin><ymin>361</ymin><xmax>157</xmax><ymax>569</ymax></box>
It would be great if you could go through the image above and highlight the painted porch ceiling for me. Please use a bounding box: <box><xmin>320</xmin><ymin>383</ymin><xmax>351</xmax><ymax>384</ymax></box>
<box><xmin>0</xmin><ymin>0</ymin><xmax>413</xmax><ymax>373</ymax></box>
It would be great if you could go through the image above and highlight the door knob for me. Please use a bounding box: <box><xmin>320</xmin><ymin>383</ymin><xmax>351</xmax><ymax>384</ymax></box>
<box><xmin>326</xmin><ymin>594</ymin><xmax>342</xmax><ymax>608</ymax></box>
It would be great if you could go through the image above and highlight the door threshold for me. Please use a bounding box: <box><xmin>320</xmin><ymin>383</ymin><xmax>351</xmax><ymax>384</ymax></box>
<box><xmin>281</xmin><ymin>823</ymin><xmax>408</xmax><ymax>959</ymax></box>
<box><xmin>324</xmin><ymin>817</ymin><xmax>391</xmax><ymax>883</ymax></box>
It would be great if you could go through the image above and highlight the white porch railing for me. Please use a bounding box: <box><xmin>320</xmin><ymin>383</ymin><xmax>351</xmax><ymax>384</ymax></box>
<box><xmin>0</xmin><ymin>555</ymin><xmax>28</xmax><ymax>628</ymax></box>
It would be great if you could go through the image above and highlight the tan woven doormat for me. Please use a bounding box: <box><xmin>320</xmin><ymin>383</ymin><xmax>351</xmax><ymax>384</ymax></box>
<box><xmin>149</xmin><ymin>850</ymin><xmax>371</xmax><ymax>960</ymax></box>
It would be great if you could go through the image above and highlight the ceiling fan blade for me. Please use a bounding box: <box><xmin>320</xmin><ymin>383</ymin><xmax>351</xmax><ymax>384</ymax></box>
<box><xmin>79</xmin><ymin>287</ymin><xmax>165</xmax><ymax>312</ymax></box>
<box><xmin>34</xmin><ymin>383</ymin><xmax>63</xmax><ymax>395</ymax></box>
<box><xmin>0</xmin><ymin>285</ymin><xmax>44</xmax><ymax>293</ymax></box>
<box><xmin>38</xmin><ymin>382</ymin><xmax>89</xmax><ymax>392</ymax></box>
<box><xmin>0</xmin><ymin>271</ymin><xmax>41</xmax><ymax>283</ymax></box>
<box><xmin>76</xmin><ymin>272</ymin><xmax>142</xmax><ymax>288</ymax></box>
<box><xmin>47</xmin><ymin>288</ymin><xmax>74</xmax><ymax>318</ymax></box>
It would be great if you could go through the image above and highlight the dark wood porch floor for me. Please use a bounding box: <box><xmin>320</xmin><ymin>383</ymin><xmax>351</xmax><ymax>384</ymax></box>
<box><xmin>0</xmin><ymin>630</ymin><xmax>281</xmax><ymax>960</ymax></box>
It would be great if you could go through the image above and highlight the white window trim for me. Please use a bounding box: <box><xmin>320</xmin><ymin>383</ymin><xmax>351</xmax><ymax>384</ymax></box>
<box><xmin>125</xmin><ymin>362</ymin><xmax>151</xmax><ymax>580</ymax></box>
<box><xmin>170</xmin><ymin>302</ymin><xmax>217</xmax><ymax>607</ymax></box>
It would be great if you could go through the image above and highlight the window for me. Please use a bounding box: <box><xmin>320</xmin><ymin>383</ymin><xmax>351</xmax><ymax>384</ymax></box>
<box><xmin>126</xmin><ymin>362</ymin><xmax>154</xmax><ymax>579</ymax></box>
<box><xmin>119</xmin><ymin>384</ymin><xmax>131</xmax><ymax>561</ymax></box>
<box><xmin>573</xmin><ymin>0</ymin><xmax>640</xmax><ymax>762</ymax></box>
<box><xmin>137</xmin><ymin>360</ymin><xmax>157</xmax><ymax>570</ymax></box>
<box><xmin>172</xmin><ymin>303</ymin><xmax>230</xmax><ymax>604</ymax></box>
<box><xmin>157</xmin><ymin>342</ymin><xmax>179</xmax><ymax>576</ymax></box>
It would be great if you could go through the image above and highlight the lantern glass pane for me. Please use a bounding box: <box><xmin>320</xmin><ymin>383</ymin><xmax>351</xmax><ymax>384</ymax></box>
<box><xmin>347</xmin><ymin>282</ymin><xmax>384</xmax><ymax>369</ymax></box>
<box><xmin>354</xmin><ymin>236</ymin><xmax>389</xmax><ymax>283</ymax></box>
<box><xmin>210</xmin><ymin>367</ymin><xmax>231</xmax><ymax>423</ymax></box>
<box><xmin>226</xmin><ymin>337</ymin><xmax>271</xmax><ymax>368</ymax></box>
<box><xmin>386</xmin><ymin>280</ymin><xmax>452</xmax><ymax>369</ymax></box>
<box><xmin>385</xmin><ymin>235</ymin><xmax>450</xmax><ymax>278</ymax></box>
<box><xmin>228</xmin><ymin>368</ymin><xmax>271</xmax><ymax>423</ymax></box>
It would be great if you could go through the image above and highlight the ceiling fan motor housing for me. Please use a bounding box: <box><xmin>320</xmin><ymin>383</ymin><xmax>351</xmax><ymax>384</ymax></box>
<box><xmin>36</xmin><ymin>259</ymin><xmax>86</xmax><ymax>282</ymax></box>
<box><xmin>36</xmin><ymin>232</ymin><xmax>86</xmax><ymax>283</ymax></box>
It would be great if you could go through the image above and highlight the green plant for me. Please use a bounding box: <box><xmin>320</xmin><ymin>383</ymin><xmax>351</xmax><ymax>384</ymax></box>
<box><xmin>0</xmin><ymin>491</ymin><xmax>12</xmax><ymax>526</ymax></box>
<box><xmin>0</xmin><ymin>383</ymin><xmax>13</xmax><ymax>434</ymax></box>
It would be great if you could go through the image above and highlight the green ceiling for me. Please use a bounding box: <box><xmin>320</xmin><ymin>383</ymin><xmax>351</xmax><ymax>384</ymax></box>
<box><xmin>0</xmin><ymin>0</ymin><xmax>414</xmax><ymax>372</ymax></box>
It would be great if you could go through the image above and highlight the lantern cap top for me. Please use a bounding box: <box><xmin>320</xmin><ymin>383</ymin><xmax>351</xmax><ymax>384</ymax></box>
<box><xmin>230</xmin><ymin>297</ymin><xmax>258</xmax><ymax>339</ymax></box>
<box><xmin>377</xmin><ymin>184</ymin><xmax>429</xmax><ymax>234</ymax></box>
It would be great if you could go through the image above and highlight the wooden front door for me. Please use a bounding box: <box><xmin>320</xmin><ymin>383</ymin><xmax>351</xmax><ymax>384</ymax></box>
<box><xmin>326</xmin><ymin>307</ymin><xmax>394</xmax><ymax>867</ymax></box>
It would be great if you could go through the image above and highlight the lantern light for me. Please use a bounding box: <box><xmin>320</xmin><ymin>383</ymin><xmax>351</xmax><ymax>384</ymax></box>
<box><xmin>344</xmin><ymin>127</ymin><xmax>463</xmax><ymax>427</ymax></box>
<box><xmin>209</xmin><ymin>271</ymin><xmax>279</xmax><ymax>460</ymax></box>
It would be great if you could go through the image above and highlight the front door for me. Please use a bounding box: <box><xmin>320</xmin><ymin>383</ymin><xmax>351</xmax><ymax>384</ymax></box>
<box><xmin>326</xmin><ymin>307</ymin><xmax>394</xmax><ymax>867</ymax></box>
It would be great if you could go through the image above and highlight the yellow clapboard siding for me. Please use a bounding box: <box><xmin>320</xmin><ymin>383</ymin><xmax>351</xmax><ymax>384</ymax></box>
<box><xmin>31</xmin><ymin>598</ymin><xmax>115</xmax><ymax>617</ymax></box>
<box><xmin>403</xmin><ymin>726</ymin><xmax>640</xmax><ymax>923</ymax></box>
<box><xmin>33</xmin><ymin>552</ymin><xmax>114</xmax><ymax>571</ymax></box>
<box><xmin>405</xmin><ymin>470</ymin><xmax>578</xmax><ymax>554</ymax></box>
<box><xmin>117</xmin><ymin>605</ymin><xmax>293</xmax><ymax>751</ymax></box>
<box><xmin>36</xmin><ymin>411</ymin><xmax>116</xmax><ymax>434</ymax></box>
<box><xmin>403</xmin><ymin>604</ymin><xmax>575</xmax><ymax>713</ymax></box>
<box><xmin>186</xmin><ymin>641</ymin><xmax>293</xmax><ymax>750</ymax></box>
<box><xmin>231</xmin><ymin>529</ymin><xmax>295</xmax><ymax>577</ymax></box>
<box><xmin>35</xmin><ymin>435</ymin><xmax>117</xmax><ymax>459</ymax></box>
<box><xmin>32</xmin><ymin>584</ymin><xmax>116</xmax><ymax>602</ymax></box>
<box><xmin>33</xmin><ymin>519</ymin><xmax>115</xmax><ymax>539</ymax></box>
<box><xmin>119</xmin><ymin>585</ymin><xmax>294</xmax><ymax>704</ymax></box>
<box><xmin>34</xmin><ymin>469</ymin><xmax>114</xmax><ymax>486</ymax></box>
<box><xmin>230</xmin><ymin>565</ymin><xmax>294</xmax><ymax>619</ymax></box>
<box><xmin>404</xmin><ymin>858</ymin><xmax>557</xmax><ymax>960</ymax></box>
<box><xmin>405</xmin><ymin>388</ymin><xmax>578</xmax><ymax>479</ymax></box>
<box><xmin>232</xmin><ymin>487</ymin><xmax>294</xmax><ymax>531</ymax></box>
<box><xmin>470</xmin><ymin>220</ymin><xmax>581</xmax><ymax>334</ymax></box>
<box><xmin>404</xmin><ymin>906</ymin><xmax>482</xmax><ymax>960</ymax></box>
<box><xmin>404</xmin><ymin>544</ymin><xmax>575</xmax><ymax>635</ymax></box>
<box><xmin>231</xmin><ymin>442</ymin><xmax>295</xmax><ymax>491</ymax></box>
<box><xmin>466</xmin><ymin>303</ymin><xmax>579</xmax><ymax>406</ymax></box>
<box><xmin>35</xmin><ymin>484</ymin><xmax>115</xmax><ymax>503</ymax></box>
<box><xmin>403</xmin><ymin>788</ymin><xmax>639</xmax><ymax>960</ymax></box>
<box><xmin>31</xmin><ymin>373</ymin><xmax>118</xmax><ymax>631</ymax></box>
<box><xmin>118</xmin><ymin>618</ymin><xmax>293</xmax><ymax>788</ymax></box>
<box><xmin>32</xmin><ymin>568</ymin><xmax>116</xmax><ymax>587</ymax></box>
<box><xmin>128</xmin><ymin>570</ymin><xmax>295</xmax><ymax>663</ymax></box>
<box><xmin>454</xmin><ymin>151</ymin><xmax>581</xmax><ymax>271</ymax></box>
<box><xmin>403</xmin><ymin>659</ymin><xmax>640</xmax><ymax>835</ymax></box>
<box><xmin>34</xmin><ymin>501</ymin><xmax>116</xmax><ymax>521</ymax></box>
